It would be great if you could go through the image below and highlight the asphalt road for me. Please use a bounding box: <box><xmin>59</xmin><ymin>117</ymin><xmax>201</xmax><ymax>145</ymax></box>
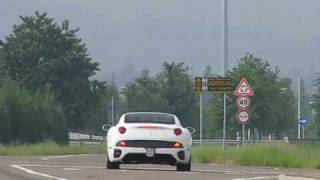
<box><xmin>0</xmin><ymin>155</ymin><xmax>319</xmax><ymax>180</ymax></box>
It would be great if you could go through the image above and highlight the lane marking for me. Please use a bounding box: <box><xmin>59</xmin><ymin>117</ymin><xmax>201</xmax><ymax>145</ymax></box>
<box><xmin>41</xmin><ymin>154</ymin><xmax>97</xmax><ymax>161</ymax></box>
<box><xmin>112</xmin><ymin>166</ymin><xmax>294</xmax><ymax>176</ymax></box>
<box><xmin>193</xmin><ymin>169</ymin><xmax>292</xmax><ymax>175</ymax></box>
<box><xmin>233</xmin><ymin>176</ymin><xmax>277</xmax><ymax>180</ymax></box>
<box><xmin>225</xmin><ymin>172</ymin><xmax>246</xmax><ymax>175</ymax></box>
<box><xmin>10</xmin><ymin>164</ymin><xmax>298</xmax><ymax>179</ymax></box>
<box><xmin>18</xmin><ymin>164</ymin><xmax>105</xmax><ymax>169</ymax></box>
<box><xmin>11</xmin><ymin>165</ymin><xmax>68</xmax><ymax>180</ymax></box>
<box><xmin>63</xmin><ymin>168</ymin><xmax>81</xmax><ymax>171</ymax></box>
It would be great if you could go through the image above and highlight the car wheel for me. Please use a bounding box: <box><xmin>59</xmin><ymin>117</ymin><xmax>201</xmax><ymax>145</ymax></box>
<box><xmin>176</xmin><ymin>158</ymin><xmax>191</xmax><ymax>171</ymax></box>
<box><xmin>106</xmin><ymin>155</ymin><xmax>120</xmax><ymax>169</ymax></box>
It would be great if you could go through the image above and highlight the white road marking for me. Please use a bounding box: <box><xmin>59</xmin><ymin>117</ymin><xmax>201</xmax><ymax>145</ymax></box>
<box><xmin>10</xmin><ymin>163</ymin><xmax>299</xmax><ymax>180</ymax></box>
<box><xmin>193</xmin><ymin>169</ymin><xmax>291</xmax><ymax>175</ymax></box>
<box><xmin>63</xmin><ymin>168</ymin><xmax>81</xmax><ymax>171</ymax></box>
<box><xmin>225</xmin><ymin>172</ymin><xmax>247</xmax><ymax>175</ymax></box>
<box><xmin>41</xmin><ymin>154</ymin><xmax>97</xmax><ymax>161</ymax></box>
<box><xmin>178</xmin><ymin>172</ymin><xmax>199</xmax><ymax>174</ymax></box>
<box><xmin>124</xmin><ymin>167</ymin><xmax>173</xmax><ymax>171</ymax></box>
<box><xmin>11</xmin><ymin>165</ymin><xmax>68</xmax><ymax>180</ymax></box>
<box><xmin>18</xmin><ymin>164</ymin><xmax>105</xmax><ymax>169</ymax></box>
<box><xmin>232</xmin><ymin>176</ymin><xmax>277</xmax><ymax>180</ymax></box>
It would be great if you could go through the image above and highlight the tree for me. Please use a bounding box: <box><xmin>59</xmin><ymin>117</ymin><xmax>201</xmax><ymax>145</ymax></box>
<box><xmin>203</xmin><ymin>65</ymin><xmax>213</xmax><ymax>77</ymax></box>
<box><xmin>312</xmin><ymin>73</ymin><xmax>320</xmax><ymax>138</ymax></box>
<box><xmin>123</xmin><ymin>69</ymin><xmax>166</xmax><ymax>112</ymax></box>
<box><xmin>206</xmin><ymin>54</ymin><xmax>296</xmax><ymax>139</ymax></box>
<box><xmin>0</xmin><ymin>81</ymin><xmax>68</xmax><ymax>144</ymax></box>
<box><xmin>202</xmin><ymin>65</ymin><xmax>220</xmax><ymax>138</ymax></box>
<box><xmin>123</xmin><ymin>62</ymin><xmax>198</xmax><ymax>128</ymax></box>
<box><xmin>157</xmin><ymin>62</ymin><xmax>197</xmax><ymax>127</ymax></box>
<box><xmin>82</xmin><ymin>81</ymin><xmax>119</xmax><ymax>135</ymax></box>
<box><xmin>0</xmin><ymin>12</ymin><xmax>104</xmax><ymax>130</ymax></box>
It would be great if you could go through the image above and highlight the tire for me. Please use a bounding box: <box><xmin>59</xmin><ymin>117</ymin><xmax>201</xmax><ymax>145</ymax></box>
<box><xmin>106</xmin><ymin>155</ymin><xmax>120</xmax><ymax>169</ymax></box>
<box><xmin>176</xmin><ymin>158</ymin><xmax>191</xmax><ymax>171</ymax></box>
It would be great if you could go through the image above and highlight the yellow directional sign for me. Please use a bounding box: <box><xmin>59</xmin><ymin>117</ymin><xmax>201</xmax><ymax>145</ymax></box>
<box><xmin>194</xmin><ymin>77</ymin><xmax>232</xmax><ymax>93</ymax></box>
<box><xmin>194</xmin><ymin>77</ymin><xmax>202</xmax><ymax>93</ymax></box>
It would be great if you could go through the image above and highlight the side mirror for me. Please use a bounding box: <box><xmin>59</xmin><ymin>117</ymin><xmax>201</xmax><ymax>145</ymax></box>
<box><xmin>102</xmin><ymin>124</ymin><xmax>111</xmax><ymax>132</ymax></box>
<box><xmin>186</xmin><ymin>127</ymin><xmax>196</xmax><ymax>134</ymax></box>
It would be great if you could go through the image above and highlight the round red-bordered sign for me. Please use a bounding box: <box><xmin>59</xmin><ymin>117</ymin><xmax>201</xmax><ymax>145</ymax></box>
<box><xmin>236</xmin><ymin>96</ymin><xmax>251</xmax><ymax>110</ymax></box>
<box><xmin>236</xmin><ymin>109</ymin><xmax>250</xmax><ymax>124</ymax></box>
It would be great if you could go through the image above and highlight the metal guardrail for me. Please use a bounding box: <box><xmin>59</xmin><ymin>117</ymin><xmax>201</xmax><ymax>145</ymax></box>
<box><xmin>69</xmin><ymin>132</ymin><xmax>105</xmax><ymax>141</ymax></box>
<box><xmin>68</xmin><ymin>132</ymin><xmax>105</xmax><ymax>145</ymax></box>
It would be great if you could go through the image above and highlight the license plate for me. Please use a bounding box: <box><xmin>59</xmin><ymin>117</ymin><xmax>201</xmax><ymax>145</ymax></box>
<box><xmin>145</xmin><ymin>148</ymin><xmax>155</xmax><ymax>157</ymax></box>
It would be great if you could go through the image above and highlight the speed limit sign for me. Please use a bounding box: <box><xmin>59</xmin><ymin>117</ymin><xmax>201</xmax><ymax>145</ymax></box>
<box><xmin>236</xmin><ymin>96</ymin><xmax>251</xmax><ymax>109</ymax></box>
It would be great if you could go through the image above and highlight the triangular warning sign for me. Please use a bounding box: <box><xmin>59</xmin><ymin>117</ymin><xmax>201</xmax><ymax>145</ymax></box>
<box><xmin>234</xmin><ymin>78</ymin><xmax>254</xmax><ymax>96</ymax></box>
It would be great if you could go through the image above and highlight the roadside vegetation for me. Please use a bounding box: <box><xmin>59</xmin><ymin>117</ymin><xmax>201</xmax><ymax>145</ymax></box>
<box><xmin>1</xmin><ymin>142</ymin><xmax>319</xmax><ymax>169</ymax></box>
<box><xmin>0</xmin><ymin>141</ymin><xmax>105</xmax><ymax>156</ymax></box>
<box><xmin>192</xmin><ymin>144</ymin><xmax>320</xmax><ymax>169</ymax></box>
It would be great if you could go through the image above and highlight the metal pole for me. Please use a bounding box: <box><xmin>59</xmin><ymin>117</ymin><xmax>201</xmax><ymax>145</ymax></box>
<box><xmin>302</xmin><ymin>127</ymin><xmax>305</xmax><ymax>140</ymax></box>
<box><xmin>221</xmin><ymin>0</ymin><xmax>228</xmax><ymax>151</ymax></box>
<box><xmin>298</xmin><ymin>78</ymin><xmax>301</xmax><ymax>139</ymax></box>
<box><xmin>242</xmin><ymin>124</ymin><xmax>245</xmax><ymax>147</ymax></box>
<box><xmin>200</xmin><ymin>93</ymin><xmax>203</xmax><ymax>146</ymax></box>
<box><xmin>111</xmin><ymin>96</ymin><xmax>114</xmax><ymax>126</ymax></box>
<box><xmin>223</xmin><ymin>94</ymin><xmax>226</xmax><ymax>149</ymax></box>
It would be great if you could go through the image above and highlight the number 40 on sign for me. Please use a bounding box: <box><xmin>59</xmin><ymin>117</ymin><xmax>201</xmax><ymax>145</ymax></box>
<box><xmin>237</xmin><ymin>96</ymin><xmax>251</xmax><ymax>109</ymax></box>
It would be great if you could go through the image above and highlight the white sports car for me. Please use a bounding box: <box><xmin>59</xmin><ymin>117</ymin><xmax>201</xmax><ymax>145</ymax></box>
<box><xmin>105</xmin><ymin>112</ymin><xmax>194</xmax><ymax>171</ymax></box>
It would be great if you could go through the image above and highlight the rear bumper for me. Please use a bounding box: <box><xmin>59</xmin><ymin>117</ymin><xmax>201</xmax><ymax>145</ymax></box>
<box><xmin>107</xmin><ymin>147</ymin><xmax>191</xmax><ymax>165</ymax></box>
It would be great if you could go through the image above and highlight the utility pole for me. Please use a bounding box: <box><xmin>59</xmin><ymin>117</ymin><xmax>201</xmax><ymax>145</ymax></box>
<box><xmin>221</xmin><ymin>0</ymin><xmax>228</xmax><ymax>150</ymax></box>
<box><xmin>111</xmin><ymin>96</ymin><xmax>115</xmax><ymax>126</ymax></box>
<box><xmin>199</xmin><ymin>92</ymin><xmax>203</xmax><ymax>146</ymax></box>
<box><xmin>298</xmin><ymin>78</ymin><xmax>301</xmax><ymax>139</ymax></box>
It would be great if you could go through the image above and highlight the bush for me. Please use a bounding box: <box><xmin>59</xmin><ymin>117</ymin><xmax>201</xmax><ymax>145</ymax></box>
<box><xmin>0</xmin><ymin>81</ymin><xmax>68</xmax><ymax>144</ymax></box>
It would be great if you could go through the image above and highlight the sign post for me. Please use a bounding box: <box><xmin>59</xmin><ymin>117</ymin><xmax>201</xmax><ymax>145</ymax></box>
<box><xmin>194</xmin><ymin>77</ymin><xmax>232</xmax><ymax>147</ymax></box>
<box><xmin>242</xmin><ymin>124</ymin><xmax>245</xmax><ymax>147</ymax></box>
<box><xmin>234</xmin><ymin>78</ymin><xmax>254</xmax><ymax>147</ymax></box>
<box><xmin>298</xmin><ymin>117</ymin><xmax>308</xmax><ymax>140</ymax></box>
<box><xmin>200</xmin><ymin>92</ymin><xmax>203</xmax><ymax>145</ymax></box>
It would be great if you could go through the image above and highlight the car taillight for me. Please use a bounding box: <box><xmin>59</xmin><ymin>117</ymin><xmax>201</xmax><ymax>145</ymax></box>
<box><xmin>118</xmin><ymin>127</ymin><xmax>126</xmax><ymax>134</ymax></box>
<box><xmin>174</xmin><ymin>128</ymin><xmax>182</xmax><ymax>136</ymax></box>
<box><xmin>116</xmin><ymin>140</ymin><xmax>128</xmax><ymax>147</ymax></box>
<box><xmin>172</xmin><ymin>142</ymin><xmax>183</xmax><ymax>148</ymax></box>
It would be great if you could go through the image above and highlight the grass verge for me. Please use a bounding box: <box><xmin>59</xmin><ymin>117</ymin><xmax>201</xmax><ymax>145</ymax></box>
<box><xmin>192</xmin><ymin>144</ymin><xmax>320</xmax><ymax>169</ymax></box>
<box><xmin>0</xmin><ymin>141</ymin><xmax>106</xmax><ymax>156</ymax></box>
<box><xmin>1</xmin><ymin>142</ymin><xmax>319</xmax><ymax>169</ymax></box>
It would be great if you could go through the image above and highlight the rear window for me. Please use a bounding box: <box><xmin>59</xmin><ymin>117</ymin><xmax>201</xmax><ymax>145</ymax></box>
<box><xmin>124</xmin><ymin>114</ymin><xmax>175</xmax><ymax>124</ymax></box>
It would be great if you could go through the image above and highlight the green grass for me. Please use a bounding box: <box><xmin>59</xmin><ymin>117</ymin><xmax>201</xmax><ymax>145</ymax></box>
<box><xmin>1</xmin><ymin>141</ymin><xmax>319</xmax><ymax>169</ymax></box>
<box><xmin>192</xmin><ymin>144</ymin><xmax>320</xmax><ymax>169</ymax></box>
<box><xmin>0</xmin><ymin>141</ymin><xmax>106</xmax><ymax>156</ymax></box>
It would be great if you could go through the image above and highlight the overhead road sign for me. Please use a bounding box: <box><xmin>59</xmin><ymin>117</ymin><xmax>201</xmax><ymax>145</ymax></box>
<box><xmin>234</xmin><ymin>78</ymin><xmax>254</xmax><ymax>96</ymax></box>
<box><xmin>236</xmin><ymin>109</ymin><xmax>250</xmax><ymax>125</ymax></box>
<box><xmin>236</xmin><ymin>96</ymin><xmax>251</xmax><ymax>109</ymax></box>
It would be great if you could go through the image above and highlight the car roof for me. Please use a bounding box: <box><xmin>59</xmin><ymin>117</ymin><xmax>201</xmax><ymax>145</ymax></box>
<box><xmin>124</xmin><ymin>112</ymin><xmax>175</xmax><ymax>116</ymax></box>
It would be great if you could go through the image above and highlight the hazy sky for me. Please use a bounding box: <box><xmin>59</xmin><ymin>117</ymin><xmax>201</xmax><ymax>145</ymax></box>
<box><xmin>1</xmin><ymin>0</ymin><xmax>320</xmax><ymax>85</ymax></box>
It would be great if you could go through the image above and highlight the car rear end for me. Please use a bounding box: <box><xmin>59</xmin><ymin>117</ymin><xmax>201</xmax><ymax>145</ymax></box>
<box><xmin>106</xmin><ymin>113</ymin><xmax>192</xmax><ymax>170</ymax></box>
